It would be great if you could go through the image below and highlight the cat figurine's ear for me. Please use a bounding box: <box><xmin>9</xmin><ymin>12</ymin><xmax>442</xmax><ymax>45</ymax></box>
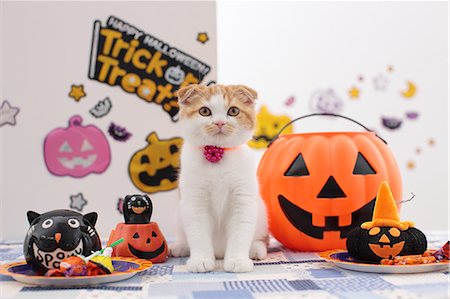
<box><xmin>143</xmin><ymin>195</ymin><xmax>153</xmax><ymax>222</ymax></box>
<box><xmin>176</xmin><ymin>84</ymin><xmax>205</xmax><ymax>105</ymax></box>
<box><xmin>27</xmin><ymin>211</ymin><xmax>41</xmax><ymax>225</ymax></box>
<box><xmin>83</xmin><ymin>212</ymin><xmax>98</xmax><ymax>226</ymax></box>
<box><xmin>231</xmin><ymin>85</ymin><xmax>258</xmax><ymax>105</ymax></box>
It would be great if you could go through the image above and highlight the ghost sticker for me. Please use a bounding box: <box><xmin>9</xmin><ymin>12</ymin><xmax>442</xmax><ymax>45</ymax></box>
<box><xmin>309</xmin><ymin>89</ymin><xmax>343</xmax><ymax>114</ymax></box>
<box><xmin>129</xmin><ymin>132</ymin><xmax>183</xmax><ymax>193</ymax></box>
<box><xmin>90</xmin><ymin>97</ymin><xmax>112</xmax><ymax>118</ymax></box>
<box><xmin>248</xmin><ymin>105</ymin><xmax>293</xmax><ymax>149</ymax></box>
<box><xmin>44</xmin><ymin>115</ymin><xmax>111</xmax><ymax>178</ymax></box>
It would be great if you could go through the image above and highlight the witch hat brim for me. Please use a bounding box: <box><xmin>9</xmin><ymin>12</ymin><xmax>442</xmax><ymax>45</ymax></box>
<box><xmin>361</xmin><ymin>181</ymin><xmax>414</xmax><ymax>231</ymax></box>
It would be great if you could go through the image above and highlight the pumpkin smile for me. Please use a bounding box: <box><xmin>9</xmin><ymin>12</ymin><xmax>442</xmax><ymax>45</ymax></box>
<box><xmin>252</xmin><ymin>135</ymin><xmax>272</xmax><ymax>142</ymax></box>
<box><xmin>369</xmin><ymin>241</ymin><xmax>405</xmax><ymax>258</ymax></box>
<box><xmin>138</xmin><ymin>165</ymin><xmax>178</xmax><ymax>187</ymax></box>
<box><xmin>58</xmin><ymin>154</ymin><xmax>97</xmax><ymax>169</ymax></box>
<box><xmin>128</xmin><ymin>242</ymin><xmax>166</xmax><ymax>259</ymax></box>
<box><xmin>278</xmin><ymin>195</ymin><xmax>376</xmax><ymax>239</ymax></box>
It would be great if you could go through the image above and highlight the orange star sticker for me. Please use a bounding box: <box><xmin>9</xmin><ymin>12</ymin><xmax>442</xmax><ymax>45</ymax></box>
<box><xmin>197</xmin><ymin>32</ymin><xmax>209</xmax><ymax>44</ymax></box>
<box><xmin>406</xmin><ymin>160</ymin><xmax>415</xmax><ymax>170</ymax></box>
<box><xmin>348</xmin><ymin>86</ymin><xmax>360</xmax><ymax>99</ymax></box>
<box><xmin>69</xmin><ymin>84</ymin><xmax>86</xmax><ymax>102</ymax></box>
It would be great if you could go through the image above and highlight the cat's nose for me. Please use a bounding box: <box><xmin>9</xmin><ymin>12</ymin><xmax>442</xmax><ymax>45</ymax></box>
<box><xmin>214</xmin><ymin>121</ymin><xmax>226</xmax><ymax>129</ymax></box>
<box><xmin>54</xmin><ymin>233</ymin><xmax>61</xmax><ymax>243</ymax></box>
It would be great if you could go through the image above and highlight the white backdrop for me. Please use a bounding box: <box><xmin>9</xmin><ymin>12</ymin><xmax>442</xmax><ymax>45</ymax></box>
<box><xmin>217</xmin><ymin>1</ymin><xmax>449</xmax><ymax>230</ymax></box>
<box><xmin>0</xmin><ymin>1</ymin><xmax>217</xmax><ymax>242</ymax></box>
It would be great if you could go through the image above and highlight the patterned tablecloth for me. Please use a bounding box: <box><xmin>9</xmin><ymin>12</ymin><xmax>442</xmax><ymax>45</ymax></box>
<box><xmin>1</xmin><ymin>232</ymin><xmax>449</xmax><ymax>299</ymax></box>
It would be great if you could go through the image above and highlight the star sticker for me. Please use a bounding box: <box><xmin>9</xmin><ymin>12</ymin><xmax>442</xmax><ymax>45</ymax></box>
<box><xmin>428</xmin><ymin>138</ymin><xmax>436</xmax><ymax>146</ymax></box>
<box><xmin>348</xmin><ymin>87</ymin><xmax>360</xmax><ymax>99</ymax></box>
<box><xmin>0</xmin><ymin>100</ymin><xmax>20</xmax><ymax>127</ymax></box>
<box><xmin>406</xmin><ymin>160</ymin><xmax>415</xmax><ymax>170</ymax></box>
<box><xmin>70</xmin><ymin>193</ymin><xmax>87</xmax><ymax>212</ymax></box>
<box><xmin>387</xmin><ymin>65</ymin><xmax>394</xmax><ymax>73</ymax></box>
<box><xmin>69</xmin><ymin>84</ymin><xmax>87</xmax><ymax>102</ymax></box>
<box><xmin>197</xmin><ymin>32</ymin><xmax>209</xmax><ymax>44</ymax></box>
<box><xmin>373</xmin><ymin>74</ymin><xmax>389</xmax><ymax>91</ymax></box>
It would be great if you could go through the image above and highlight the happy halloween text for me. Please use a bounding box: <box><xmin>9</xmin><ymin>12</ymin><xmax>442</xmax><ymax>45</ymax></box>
<box><xmin>88</xmin><ymin>16</ymin><xmax>211</xmax><ymax>121</ymax></box>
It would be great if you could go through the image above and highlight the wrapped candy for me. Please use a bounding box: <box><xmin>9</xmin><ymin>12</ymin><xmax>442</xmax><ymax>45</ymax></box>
<box><xmin>433</xmin><ymin>241</ymin><xmax>449</xmax><ymax>261</ymax></box>
<box><xmin>45</xmin><ymin>256</ymin><xmax>87</xmax><ymax>277</ymax></box>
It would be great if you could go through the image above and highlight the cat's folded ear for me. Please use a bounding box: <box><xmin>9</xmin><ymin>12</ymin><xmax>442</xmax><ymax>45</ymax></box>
<box><xmin>176</xmin><ymin>84</ymin><xmax>205</xmax><ymax>105</ymax></box>
<box><xmin>231</xmin><ymin>85</ymin><xmax>258</xmax><ymax>105</ymax></box>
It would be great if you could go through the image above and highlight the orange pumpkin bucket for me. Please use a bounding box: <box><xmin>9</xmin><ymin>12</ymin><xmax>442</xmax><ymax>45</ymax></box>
<box><xmin>258</xmin><ymin>114</ymin><xmax>402</xmax><ymax>252</ymax></box>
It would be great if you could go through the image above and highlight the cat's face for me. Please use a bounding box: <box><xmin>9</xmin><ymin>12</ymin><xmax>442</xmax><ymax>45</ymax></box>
<box><xmin>177</xmin><ymin>84</ymin><xmax>257</xmax><ymax>147</ymax></box>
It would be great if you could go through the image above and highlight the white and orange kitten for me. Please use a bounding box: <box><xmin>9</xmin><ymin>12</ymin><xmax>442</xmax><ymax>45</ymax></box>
<box><xmin>170</xmin><ymin>84</ymin><xmax>268</xmax><ymax>273</ymax></box>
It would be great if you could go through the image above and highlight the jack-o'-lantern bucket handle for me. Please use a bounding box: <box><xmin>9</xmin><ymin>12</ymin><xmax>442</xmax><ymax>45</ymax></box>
<box><xmin>268</xmin><ymin>113</ymin><xmax>387</xmax><ymax>147</ymax></box>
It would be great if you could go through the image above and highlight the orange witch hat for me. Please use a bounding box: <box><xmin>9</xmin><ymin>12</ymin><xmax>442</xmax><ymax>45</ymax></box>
<box><xmin>361</xmin><ymin>181</ymin><xmax>414</xmax><ymax>231</ymax></box>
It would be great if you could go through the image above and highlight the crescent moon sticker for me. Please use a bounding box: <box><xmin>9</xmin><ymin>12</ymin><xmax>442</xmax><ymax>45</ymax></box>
<box><xmin>400</xmin><ymin>81</ymin><xmax>417</xmax><ymax>98</ymax></box>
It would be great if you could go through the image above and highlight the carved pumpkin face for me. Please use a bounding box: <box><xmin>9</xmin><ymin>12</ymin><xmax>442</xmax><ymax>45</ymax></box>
<box><xmin>44</xmin><ymin>115</ymin><xmax>111</xmax><ymax>178</ymax></box>
<box><xmin>346</xmin><ymin>181</ymin><xmax>427</xmax><ymax>262</ymax></box>
<box><xmin>129</xmin><ymin>132</ymin><xmax>183</xmax><ymax>193</ymax></box>
<box><xmin>164</xmin><ymin>65</ymin><xmax>185</xmax><ymax>85</ymax></box>
<box><xmin>108</xmin><ymin>222</ymin><xmax>168</xmax><ymax>263</ymax></box>
<box><xmin>346</xmin><ymin>226</ymin><xmax>427</xmax><ymax>262</ymax></box>
<box><xmin>258</xmin><ymin>132</ymin><xmax>402</xmax><ymax>251</ymax></box>
<box><xmin>248</xmin><ymin>105</ymin><xmax>293</xmax><ymax>149</ymax></box>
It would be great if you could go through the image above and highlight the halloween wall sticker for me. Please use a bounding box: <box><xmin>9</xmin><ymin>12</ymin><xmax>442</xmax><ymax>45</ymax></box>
<box><xmin>88</xmin><ymin>16</ymin><xmax>211</xmax><ymax>121</ymax></box>
<box><xmin>129</xmin><ymin>132</ymin><xmax>183</xmax><ymax>193</ymax></box>
<box><xmin>248</xmin><ymin>105</ymin><xmax>293</xmax><ymax>149</ymax></box>
<box><xmin>44</xmin><ymin>115</ymin><xmax>111</xmax><ymax>178</ymax></box>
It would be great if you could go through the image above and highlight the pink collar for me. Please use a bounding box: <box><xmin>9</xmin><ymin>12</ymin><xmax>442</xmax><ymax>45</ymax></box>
<box><xmin>203</xmin><ymin>145</ymin><xmax>240</xmax><ymax>163</ymax></box>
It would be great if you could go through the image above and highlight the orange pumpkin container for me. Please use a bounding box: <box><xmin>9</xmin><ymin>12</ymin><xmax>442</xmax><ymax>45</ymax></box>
<box><xmin>107</xmin><ymin>195</ymin><xmax>168</xmax><ymax>263</ymax></box>
<box><xmin>258</xmin><ymin>114</ymin><xmax>402</xmax><ymax>252</ymax></box>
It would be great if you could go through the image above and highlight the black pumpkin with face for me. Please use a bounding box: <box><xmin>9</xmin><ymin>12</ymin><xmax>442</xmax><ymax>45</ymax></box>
<box><xmin>346</xmin><ymin>226</ymin><xmax>427</xmax><ymax>262</ymax></box>
<box><xmin>24</xmin><ymin>209</ymin><xmax>101</xmax><ymax>274</ymax></box>
<box><xmin>123</xmin><ymin>194</ymin><xmax>153</xmax><ymax>224</ymax></box>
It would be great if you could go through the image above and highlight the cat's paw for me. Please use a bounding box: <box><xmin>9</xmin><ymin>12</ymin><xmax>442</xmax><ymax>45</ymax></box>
<box><xmin>169</xmin><ymin>243</ymin><xmax>190</xmax><ymax>257</ymax></box>
<box><xmin>224</xmin><ymin>257</ymin><xmax>254</xmax><ymax>273</ymax></box>
<box><xmin>186</xmin><ymin>257</ymin><xmax>215</xmax><ymax>272</ymax></box>
<box><xmin>250</xmin><ymin>241</ymin><xmax>267</xmax><ymax>260</ymax></box>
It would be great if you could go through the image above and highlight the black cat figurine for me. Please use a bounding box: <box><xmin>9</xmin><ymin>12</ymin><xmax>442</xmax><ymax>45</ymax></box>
<box><xmin>24</xmin><ymin>209</ymin><xmax>101</xmax><ymax>274</ymax></box>
<box><xmin>123</xmin><ymin>194</ymin><xmax>153</xmax><ymax>224</ymax></box>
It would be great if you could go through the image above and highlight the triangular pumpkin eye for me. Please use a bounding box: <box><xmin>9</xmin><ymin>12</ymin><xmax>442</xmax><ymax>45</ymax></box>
<box><xmin>284</xmin><ymin>154</ymin><xmax>309</xmax><ymax>177</ymax></box>
<box><xmin>353</xmin><ymin>152</ymin><xmax>376</xmax><ymax>175</ymax></box>
<box><xmin>133</xmin><ymin>232</ymin><xmax>140</xmax><ymax>238</ymax></box>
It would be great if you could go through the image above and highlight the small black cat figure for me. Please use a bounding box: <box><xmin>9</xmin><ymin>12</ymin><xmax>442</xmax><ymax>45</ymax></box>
<box><xmin>24</xmin><ymin>209</ymin><xmax>101</xmax><ymax>274</ymax></box>
<box><xmin>123</xmin><ymin>194</ymin><xmax>153</xmax><ymax>224</ymax></box>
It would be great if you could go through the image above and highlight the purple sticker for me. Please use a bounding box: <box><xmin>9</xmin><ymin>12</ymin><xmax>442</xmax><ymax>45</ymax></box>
<box><xmin>108</xmin><ymin>122</ymin><xmax>132</xmax><ymax>142</ymax></box>
<box><xmin>117</xmin><ymin>198</ymin><xmax>124</xmax><ymax>214</ymax></box>
<box><xmin>382</xmin><ymin>116</ymin><xmax>402</xmax><ymax>130</ymax></box>
<box><xmin>405</xmin><ymin>111</ymin><xmax>419</xmax><ymax>120</ymax></box>
<box><xmin>285</xmin><ymin>95</ymin><xmax>295</xmax><ymax>106</ymax></box>
<box><xmin>310</xmin><ymin>89</ymin><xmax>343</xmax><ymax>113</ymax></box>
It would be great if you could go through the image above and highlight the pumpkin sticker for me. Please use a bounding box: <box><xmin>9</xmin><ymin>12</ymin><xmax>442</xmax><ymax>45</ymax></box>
<box><xmin>248</xmin><ymin>105</ymin><xmax>293</xmax><ymax>149</ymax></box>
<box><xmin>258</xmin><ymin>129</ymin><xmax>402</xmax><ymax>252</ymax></box>
<box><xmin>44</xmin><ymin>115</ymin><xmax>111</xmax><ymax>178</ymax></box>
<box><xmin>129</xmin><ymin>132</ymin><xmax>183</xmax><ymax>193</ymax></box>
